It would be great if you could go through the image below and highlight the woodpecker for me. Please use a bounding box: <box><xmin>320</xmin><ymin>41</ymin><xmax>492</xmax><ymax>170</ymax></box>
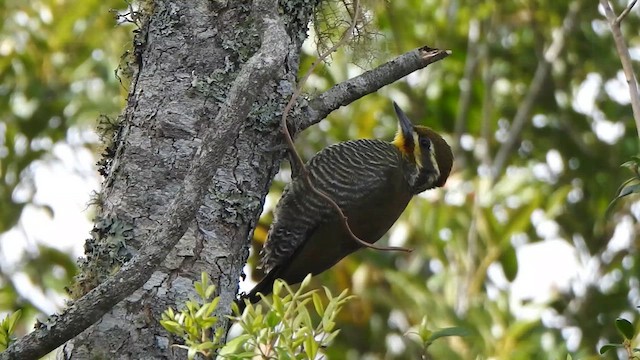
<box><xmin>239</xmin><ymin>102</ymin><xmax>453</xmax><ymax>307</ymax></box>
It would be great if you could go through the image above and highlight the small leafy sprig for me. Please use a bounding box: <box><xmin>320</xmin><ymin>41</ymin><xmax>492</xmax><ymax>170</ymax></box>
<box><xmin>160</xmin><ymin>272</ymin><xmax>225</xmax><ymax>359</ymax></box>
<box><xmin>225</xmin><ymin>274</ymin><xmax>353</xmax><ymax>359</ymax></box>
<box><xmin>606</xmin><ymin>156</ymin><xmax>640</xmax><ymax>216</ymax></box>
<box><xmin>599</xmin><ymin>317</ymin><xmax>639</xmax><ymax>359</ymax></box>
<box><xmin>160</xmin><ymin>273</ymin><xmax>353</xmax><ymax>359</ymax></box>
<box><xmin>0</xmin><ymin>310</ymin><xmax>22</xmax><ymax>351</ymax></box>
<box><xmin>405</xmin><ymin>315</ymin><xmax>469</xmax><ymax>359</ymax></box>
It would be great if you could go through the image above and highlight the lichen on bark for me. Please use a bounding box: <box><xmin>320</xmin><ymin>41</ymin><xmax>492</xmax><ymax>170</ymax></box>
<box><xmin>60</xmin><ymin>1</ymin><xmax>318</xmax><ymax>358</ymax></box>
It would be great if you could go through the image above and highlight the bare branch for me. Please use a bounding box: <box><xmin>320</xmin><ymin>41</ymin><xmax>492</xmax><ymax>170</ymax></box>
<box><xmin>490</xmin><ymin>59</ymin><xmax>550</xmax><ymax>179</ymax></box>
<box><xmin>301</xmin><ymin>46</ymin><xmax>451</xmax><ymax>131</ymax></box>
<box><xmin>479</xmin><ymin>58</ymin><xmax>496</xmax><ymax>168</ymax></box>
<box><xmin>0</xmin><ymin>1</ymin><xmax>289</xmax><ymax>358</ymax></box>
<box><xmin>600</xmin><ymin>0</ymin><xmax>640</xmax><ymax>138</ymax></box>
<box><xmin>491</xmin><ymin>1</ymin><xmax>580</xmax><ymax>179</ymax></box>
<box><xmin>453</xmin><ymin>18</ymin><xmax>481</xmax><ymax>159</ymax></box>
<box><xmin>616</xmin><ymin>0</ymin><xmax>637</xmax><ymax>24</ymax></box>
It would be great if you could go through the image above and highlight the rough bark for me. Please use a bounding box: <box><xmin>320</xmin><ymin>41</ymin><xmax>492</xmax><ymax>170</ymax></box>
<box><xmin>0</xmin><ymin>0</ymin><xmax>450</xmax><ymax>357</ymax></box>
<box><xmin>58</xmin><ymin>1</ymin><xmax>314</xmax><ymax>358</ymax></box>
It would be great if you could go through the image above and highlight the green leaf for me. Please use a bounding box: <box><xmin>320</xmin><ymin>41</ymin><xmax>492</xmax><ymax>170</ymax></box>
<box><xmin>209</xmin><ymin>297</ymin><xmax>220</xmax><ymax>314</ymax></box>
<box><xmin>0</xmin><ymin>310</ymin><xmax>22</xmax><ymax>351</ymax></box>
<box><xmin>499</xmin><ymin>246</ymin><xmax>519</xmax><ymax>282</ymax></box>
<box><xmin>163</xmin><ymin>308</ymin><xmax>175</xmax><ymax>320</ymax></box>
<box><xmin>272</xmin><ymin>346</ymin><xmax>289</xmax><ymax>359</ymax></box>
<box><xmin>428</xmin><ymin>327</ymin><xmax>471</xmax><ymax>343</ymax></box>
<box><xmin>417</xmin><ymin>316</ymin><xmax>432</xmax><ymax>343</ymax></box>
<box><xmin>5</xmin><ymin>310</ymin><xmax>21</xmax><ymax>335</ymax></box>
<box><xmin>187</xmin><ymin>347</ymin><xmax>198</xmax><ymax>360</ymax></box>
<box><xmin>620</xmin><ymin>160</ymin><xmax>636</xmax><ymax>170</ymax></box>
<box><xmin>195</xmin><ymin>303</ymin><xmax>208</xmax><ymax>318</ymax></box>
<box><xmin>501</xmin><ymin>198</ymin><xmax>540</xmax><ymax>243</ymax></box>
<box><xmin>199</xmin><ymin>318</ymin><xmax>219</xmax><ymax>329</ymax></box>
<box><xmin>291</xmin><ymin>330</ymin><xmax>307</xmax><ymax>348</ymax></box>
<box><xmin>194</xmin><ymin>281</ymin><xmax>204</xmax><ymax>299</ymax></box>
<box><xmin>616</xmin><ymin>318</ymin><xmax>636</xmax><ymax>340</ymax></box>
<box><xmin>599</xmin><ymin>343</ymin><xmax>621</xmax><ymax>354</ymax></box>
<box><xmin>205</xmin><ymin>284</ymin><xmax>216</xmax><ymax>300</ymax></box>
<box><xmin>186</xmin><ymin>301</ymin><xmax>197</xmax><ymax>317</ymax></box>
<box><xmin>266</xmin><ymin>310</ymin><xmax>281</xmax><ymax>328</ymax></box>
<box><xmin>312</xmin><ymin>292</ymin><xmax>324</xmax><ymax>315</ymax></box>
<box><xmin>621</xmin><ymin>156</ymin><xmax>640</xmax><ymax>175</ymax></box>
<box><xmin>199</xmin><ymin>272</ymin><xmax>209</xmax><ymax>288</ymax></box>
<box><xmin>195</xmin><ymin>340</ymin><xmax>219</xmax><ymax>351</ymax></box>
<box><xmin>545</xmin><ymin>185</ymin><xmax>571</xmax><ymax>218</ymax></box>
<box><xmin>219</xmin><ymin>334</ymin><xmax>252</xmax><ymax>355</ymax></box>
<box><xmin>323</xmin><ymin>329</ymin><xmax>340</xmax><ymax>345</ymax></box>
<box><xmin>231</xmin><ymin>300</ymin><xmax>242</xmax><ymax>316</ymax></box>
<box><xmin>273</xmin><ymin>278</ymin><xmax>283</xmax><ymax>296</ymax></box>
<box><xmin>618</xmin><ymin>183</ymin><xmax>640</xmax><ymax>198</ymax></box>
<box><xmin>322</xmin><ymin>318</ymin><xmax>335</xmax><ymax>333</ymax></box>
<box><xmin>160</xmin><ymin>320</ymin><xmax>183</xmax><ymax>335</ymax></box>
<box><xmin>304</xmin><ymin>331</ymin><xmax>318</xmax><ymax>359</ymax></box>
<box><xmin>299</xmin><ymin>274</ymin><xmax>312</xmax><ymax>291</ymax></box>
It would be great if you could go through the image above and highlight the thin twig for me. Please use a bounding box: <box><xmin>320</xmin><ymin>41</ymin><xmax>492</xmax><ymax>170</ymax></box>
<box><xmin>615</xmin><ymin>0</ymin><xmax>637</xmax><ymax>24</ymax></box>
<box><xmin>479</xmin><ymin>53</ymin><xmax>495</xmax><ymax>168</ymax></box>
<box><xmin>281</xmin><ymin>0</ymin><xmax>412</xmax><ymax>253</ymax></box>
<box><xmin>453</xmin><ymin>17</ymin><xmax>481</xmax><ymax>161</ymax></box>
<box><xmin>600</xmin><ymin>0</ymin><xmax>640</xmax><ymax>139</ymax></box>
<box><xmin>458</xmin><ymin>42</ymin><xmax>494</xmax><ymax>316</ymax></box>
<box><xmin>491</xmin><ymin>1</ymin><xmax>580</xmax><ymax>179</ymax></box>
<box><xmin>453</xmin><ymin>17</ymin><xmax>487</xmax><ymax>314</ymax></box>
<box><xmin>490</xmin><ymin>58</ymin><xmax>551</xmax><ymax>179</ymax></box>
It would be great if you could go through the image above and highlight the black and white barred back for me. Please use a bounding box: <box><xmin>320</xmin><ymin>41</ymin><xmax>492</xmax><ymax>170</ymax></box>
<box><xmin>260</xmin><ymin>138</ymin><xmax>414</xmax><ymax>273</ymax></box>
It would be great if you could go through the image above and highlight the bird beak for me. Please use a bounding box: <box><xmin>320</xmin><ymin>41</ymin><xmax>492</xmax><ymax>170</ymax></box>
<box><xmin>393</xmin><ymin>102</ymin><xmax>415</xmax><ymax>153</ymax></box>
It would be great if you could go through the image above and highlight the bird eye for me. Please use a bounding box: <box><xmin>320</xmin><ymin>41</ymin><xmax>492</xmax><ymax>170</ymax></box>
<box><xmin>419</xmin><ymin>137</ymin><xmax>431</xmax><ymax>149</ymax></box>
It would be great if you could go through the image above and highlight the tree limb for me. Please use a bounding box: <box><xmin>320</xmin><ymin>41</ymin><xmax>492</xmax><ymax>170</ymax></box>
<box><xmin>301</xmin><ymin>46</ymin><xmax>451</xmax><ymax>131</ymax></box>
<box><xmin>491</xmin><ymin>1</ymin><xmax>580</xmax><ymax>179</ymax></box>
<box><xmin>490</xmin><ymin>56</ymin><xmax>551</xmax><ymax>179</ymax></box>
<box><xmin>0</xmin><ymin>0</ymin><xmax>289</xmax><ymax>358</ymax></box>
<box><xmin>600</xmin><ymin>0</ymin><xmax>640</xmax><ymax>138</ymax></box>
<box><xmin>453</xmin><ymin>18</ymin><xmax>481</xmax><ymax>160</ymax></box>
<box><xmin>479</xmin><ymin>57</ymin><xmax>496</xmax><ymax>168</ymax></box>
<box><xmin>615</xmin><ymin>0</ymin><xmax>637</xmax><ymax>24</ymax></box>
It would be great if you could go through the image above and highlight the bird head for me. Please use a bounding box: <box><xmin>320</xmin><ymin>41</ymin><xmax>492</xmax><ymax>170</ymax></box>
<box><xmin>391</xmin><ymin>102</ymin><xmax>453</xmax><ymax>192</ymax></box>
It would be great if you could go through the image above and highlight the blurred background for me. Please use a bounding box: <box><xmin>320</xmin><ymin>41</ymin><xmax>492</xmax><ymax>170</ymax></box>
<box><xmin>1</xmin><ymin>0</ymin><xmax>639</xmax><ymax>359</ymax></box>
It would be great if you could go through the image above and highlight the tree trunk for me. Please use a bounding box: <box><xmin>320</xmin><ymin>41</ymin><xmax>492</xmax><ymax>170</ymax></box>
<box><xmin>59</xmin><ymin>1</ymin><xmax>315</xmax><ymax>358</ymax></box>
<box><xmin>0</xmin><ymin>2</ymin><xmax>442</xmax><ymax>358</ymax></box>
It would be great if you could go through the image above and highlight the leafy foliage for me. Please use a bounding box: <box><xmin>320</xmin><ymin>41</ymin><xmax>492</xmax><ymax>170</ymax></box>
<box><xmin>0</xmin><ymin>310</ymin><xmax>21</xmax><ymax>351</ymax></box>
<box><xmin>405</xmin><ymin>316</ymin><xmax>470</xmax><ymax>357</ymax></box>
<box><xmin>227</xmin><ymin>275</ymin><xmax>353</xmax><ymax>359</ymax></box>
<box><xmin>607</xmin><ymin>156</ymin><xmax>640</xmax><ymax>216</ymax></box>
<box><xmin>599</xmin><ymin>317</ymin><xmax>640</xmax><ymax>359</ymax></box>
<box><xmin>160</xmin><ymin>273</ymin><xmax>226</xmax><ymax>359</ymax></box>
<box><xmin>161</xmin><ymin>273</ymin><xmax>354</xmax><ymax>359</ymax></box>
